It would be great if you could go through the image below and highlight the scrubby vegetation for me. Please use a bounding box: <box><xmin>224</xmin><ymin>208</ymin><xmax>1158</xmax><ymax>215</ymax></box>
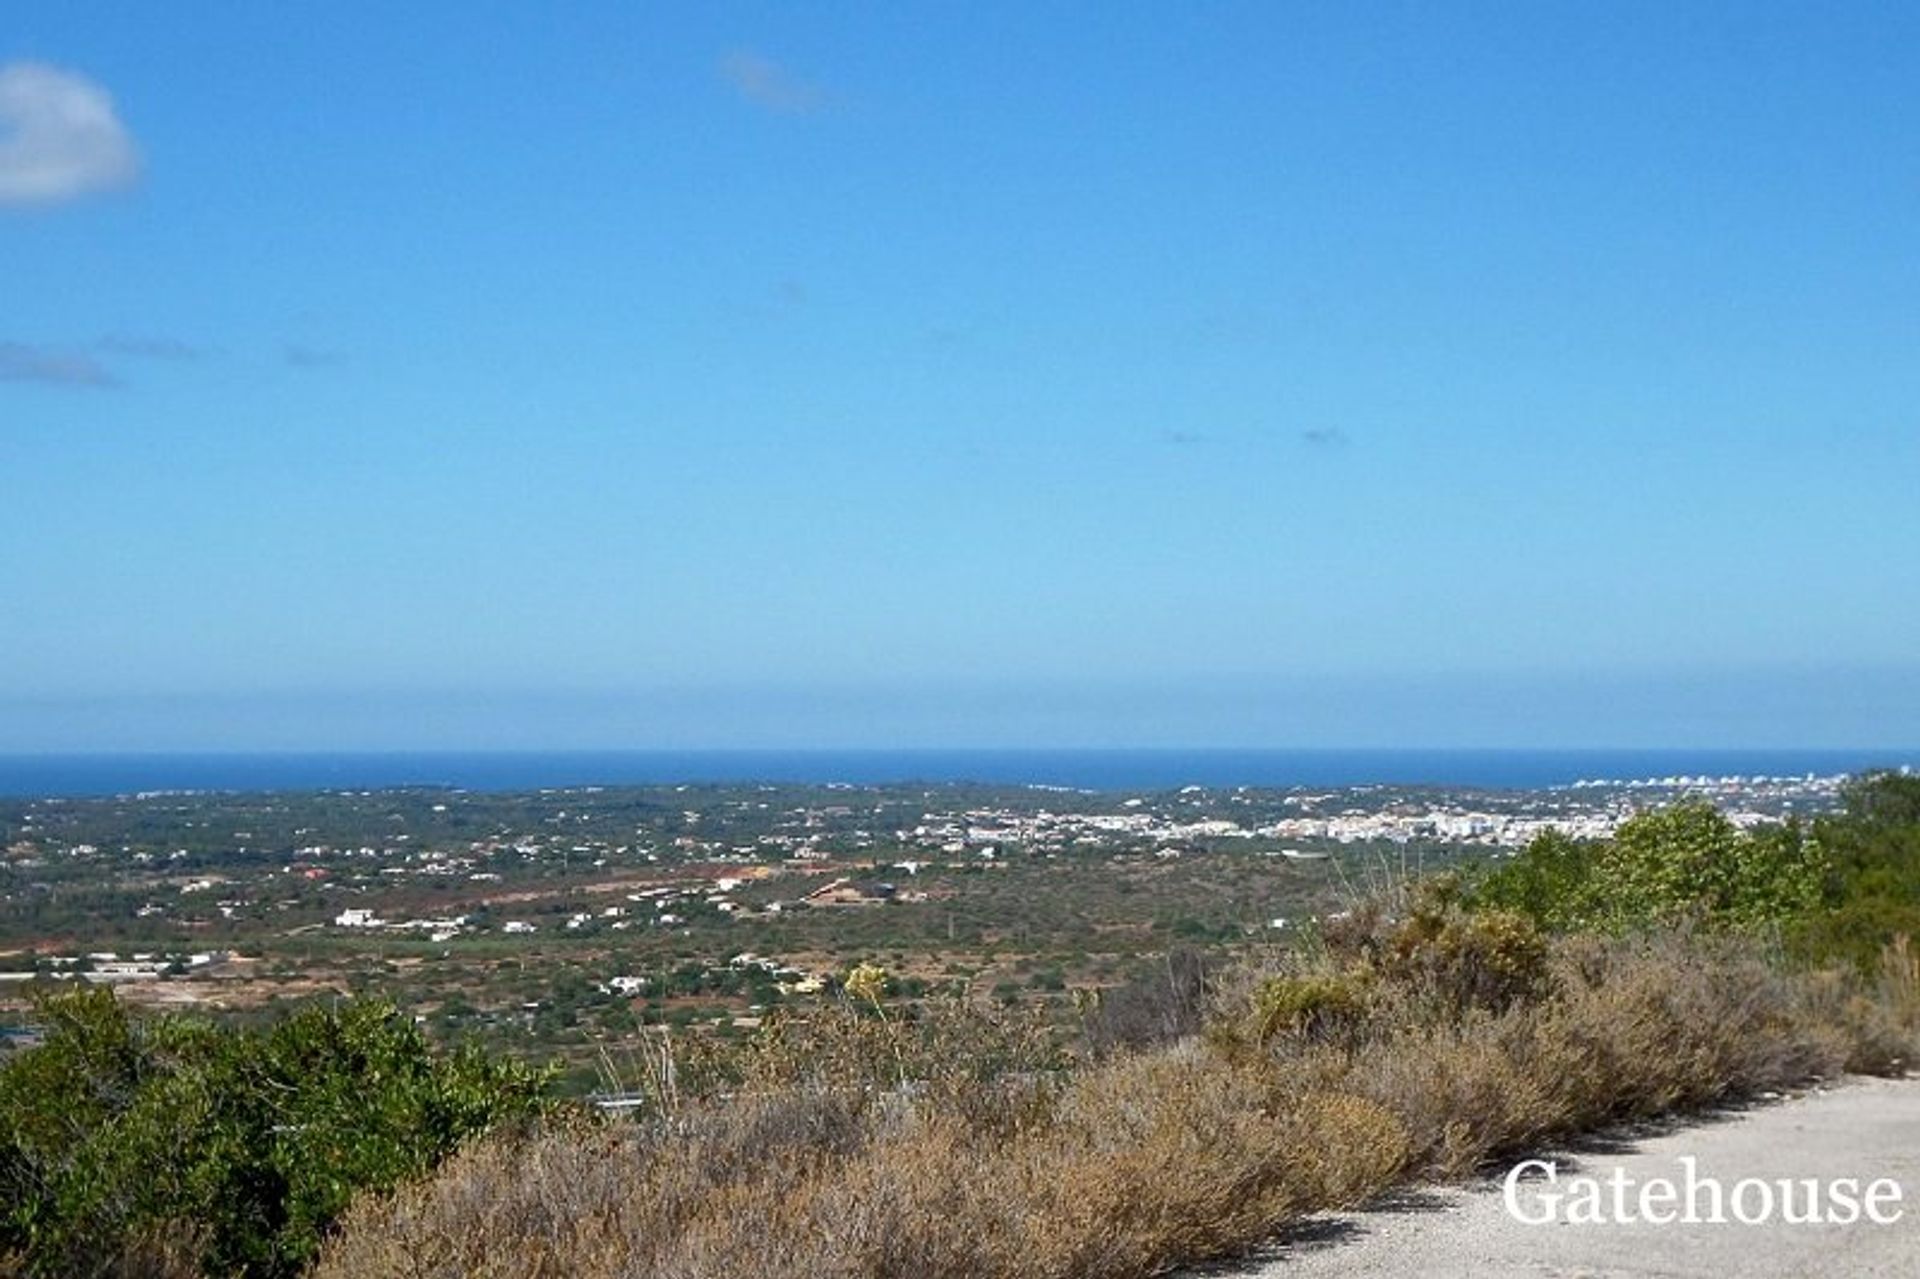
<box><xmin>5</xmin><ymin>772</ymin><xmax>1919</xmax><ymax>1278</ymax></box>
<box><xmin>1477</xmin><ymin>770</ymin><xmax>1920</xmax><ymax>968</ymax></box>
<box><xmin>1472</xmin><ymin>799</ymin><xmax>1828</xmax><ymax>933</ymax></box>
<box><xmin>313</xmin><ymin>914</ymin><xmax>1914</xmax><ymax>1279</ymax></box>
<box><xmin>0</xmin><ymin>993</ymin><xmax>551</xmax><ymax>1278</ymax></box>
<box><xmin>308</xmin><ymin>774</ymin><xmax>1920</xmax><ymax>1279</ymax></box>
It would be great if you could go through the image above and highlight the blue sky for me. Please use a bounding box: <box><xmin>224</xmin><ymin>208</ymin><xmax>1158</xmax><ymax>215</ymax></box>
<box><xmin>3</xmin><ymin>3</ymin><xmax>1917</xmax><ymax>750</ymax></box>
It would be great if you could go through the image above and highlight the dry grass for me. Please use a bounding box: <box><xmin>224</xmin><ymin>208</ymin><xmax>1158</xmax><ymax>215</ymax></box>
<box><xmin>1</xmin><ymin>1220</ymin><xmax>208</xmax><ymax>1279</ymax></box>
<box><xmin>314</xmin><ymin>930</ymin><xmax>1919</xmax><ymax>1279</ymax></box>
<box><xmin>315</xmin><ymin>1054</ymin><xmax>1406</xmax><ymax>1279</ymax></box>
<box><xmin>1797</xmin><ymin>932</ymin><xmax>1920</xmax><ymax>1076</ymax></box>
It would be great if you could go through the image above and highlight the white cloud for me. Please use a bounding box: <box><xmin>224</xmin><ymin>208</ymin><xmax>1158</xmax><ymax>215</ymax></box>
<box><xmin>0</xmin><ymin>62</ymin><xmax>141</xmax><ymax>207</ymax></box>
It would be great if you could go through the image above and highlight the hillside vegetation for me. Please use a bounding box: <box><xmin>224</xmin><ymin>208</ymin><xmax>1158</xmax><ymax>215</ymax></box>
<box><xmin>0</xmin><ymin>997</ymin><xmax>550</xmax><ymax>1278</ymax></box>
<box><xmin>5</xmin><ymin>772</ymin><xmax>1920</xmax><ymax>1278</ymax></box>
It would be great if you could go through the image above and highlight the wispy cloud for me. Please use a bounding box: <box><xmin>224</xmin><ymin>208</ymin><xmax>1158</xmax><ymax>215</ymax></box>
<box><xmin>284</xmin><ymin>343</ymin><xmax>347</xmax><ymax>369</ymax></box>
<box><xmin>1301</xmin><ymin>428</ymin><xmax>1350</xmax><ymax>448</ymax></box>
<box><xmin>97</xmin><ymin>334</ymin><xmax>204</xmax><ymax>360</ymax></box>
<box><xmin>0</xmin><ymin>62</ymin><xmax>140</xmax><ymax>207</ymax></box>
<box><xmin>0</xmin><ymin>340</ymin><xmax>120</xmax><ymax>388</ymax></box>
<box><xmin>719</xmin><ymin>51</ymin><xmax>823</xmax><ymax>115</ymax></box>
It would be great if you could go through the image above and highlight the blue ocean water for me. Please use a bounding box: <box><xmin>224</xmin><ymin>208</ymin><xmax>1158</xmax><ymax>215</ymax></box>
<box><xmin>0</xmin><ymin>748</ymin><xmax>1913</xmax><ymax>798</ymax></box>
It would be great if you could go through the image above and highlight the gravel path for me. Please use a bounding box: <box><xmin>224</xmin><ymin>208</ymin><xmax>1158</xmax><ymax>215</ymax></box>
<box><xmin>1220</xmin><ymin>1076</ymin><xmax>1920</xmax><ymax>1278</ymax></box>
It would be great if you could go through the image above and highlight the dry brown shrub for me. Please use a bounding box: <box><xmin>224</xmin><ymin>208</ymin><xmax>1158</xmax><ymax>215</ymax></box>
<box><xmin>1333</xmin><ymin>932</ymin><xmax>1849</xmax><ymax>1178</ymax></box>
<box><xmin>1796</xmin><ymin>934</ymin><xmax>1920</xmax><ymax>1075</ymax></box>
<box><xmin>0</xmin><ymin>1220</ymin><xmax>212</xmax><ymax>1279</ymax></box>
<box><xmin>101</xmin><ymin>1220</ymin><xmax>210</xmax><ymax>1279</ymax></box>
<box><xmin>1079</xmin><ymin>948</ymin><xmax>1215</xmax><ymax>1056</ymax></box>
<box><xmin>317</xmin><ymin>1045</ymin><xmax>1410</xmax><ymax>1279</ymax></box>
<box><xmin>318</xmin><ymin>930</ymin><xmax>1902</xmax><ymax>1279</ymax></box>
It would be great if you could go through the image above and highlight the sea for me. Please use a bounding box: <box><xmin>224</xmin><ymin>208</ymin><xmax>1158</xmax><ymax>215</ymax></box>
<box><xmin>0</xmin><ymin>748</ymin><xmax>1914</xmax><ymax>799</ymax></box>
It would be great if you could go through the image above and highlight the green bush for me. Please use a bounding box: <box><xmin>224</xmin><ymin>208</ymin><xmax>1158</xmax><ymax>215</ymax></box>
<box><xmin>1791</xmin><ymin>772</ymin><xmax>1920</xmax><ymax>968</ymax></box>
<box><xmin>0</xmin><ymin>988</ymin><xmax>554</xmax><ymax>1278</ymax></box>
<box><xmin>1466</xmin><ymin>829</ymin><xmax>1599</xmax><ymax>931</ymax></box>
<box><xmin>1469</xmin><ymin>775</ymin><xmax>1920</xmax><ymax>972</ymax></box>
<box><xmin>1605</xmin><ymin>804</ymin><xmax>1825</xmax><ymax>930</ymax></box>
<box><xmin>1476</xmin><ymin>801</ymin><xmax>1828</xmax><ymax>934</ymax></box>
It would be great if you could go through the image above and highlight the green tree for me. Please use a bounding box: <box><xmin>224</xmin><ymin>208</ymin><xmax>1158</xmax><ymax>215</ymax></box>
<box><xmin>1791</xmin><ymin>772</ymin><xmax>1920</xmax><ymax>968</ymax></box>
<box><xmin>1474</xmin><ymin>829</ymin><xmax>1599</xmax><ymax>931</ymax></box>
<box><xmin>1474</xmin><ymin>801</ymin><xmax>1827</xmax><ymax>934</ymax></box>
<box><xmin>1840</xmin><ymin>770</ymin><xmax>1920</xmax><ymax>828</ymax></box>
<box><xmin>1600</xmin><ymin>803</ymin><xmax>1824</xmax><ymax>929</ymax></box>
<box><xmin>0</xmin><ymin>989</ymin><xmax>555</xmax><ymax>1278</ymax></box>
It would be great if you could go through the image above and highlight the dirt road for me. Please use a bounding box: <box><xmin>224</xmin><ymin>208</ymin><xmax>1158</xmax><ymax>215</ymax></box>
<box><xmin>1230</xmin><ymin>1076</ymin><xmax>1920</xmax><ymax>1278</ymax></box>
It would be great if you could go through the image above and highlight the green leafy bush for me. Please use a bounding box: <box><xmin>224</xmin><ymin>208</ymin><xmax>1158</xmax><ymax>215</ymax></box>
<box><xmin>1476</xmin><ymin>801</ymin><xmax>1828</xmax><ymax>934</ymax></box>
<box><xmin>1464</xmin><ymin>829</ymin><xmax>1598</xmax><ymax>931</ymax></box>
<box><xmin>0</xmin><ymin>989</ymin><xmax>554</xmax><ymax>1278</ymax></box>
<box><xmin>1606</xmin><ymin>804</ymin><xmax>1826</xmax><ymax>929</ymax></box>
<box><xmin>1471</xmin><ymin>774</ymin><xmax>1920</xmax><ymax>971</ymax></box>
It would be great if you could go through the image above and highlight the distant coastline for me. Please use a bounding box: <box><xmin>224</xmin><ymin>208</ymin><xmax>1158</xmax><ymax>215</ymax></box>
<box><xmin>0</xmin><ymin>748</ymin><xmax>1914</xmax><ymax>799</ymax></box>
